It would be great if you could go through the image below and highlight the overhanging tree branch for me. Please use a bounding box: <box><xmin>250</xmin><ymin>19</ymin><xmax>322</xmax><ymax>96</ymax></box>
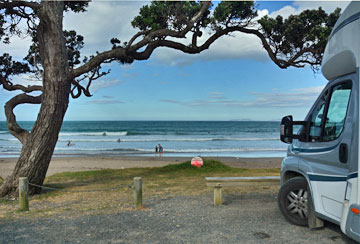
<box><xmin>71</xmin><ymin>48</ymin><xmax>127</xmax><ymax>79</ymax></box>
<box><xmin>4</xmin><ymin>93</ymin><xmax>41</xmax><ymax>144</ymax></box>
<box><xmin>72</xmin><ymin>1</ymin><xmax>212</xmax><ymax>79</ymax></box>
<box><xmin>71</xmin><ymin>66</ymin><xmax>110</xmax><ymax>98</ymax></box>
<box><xmin>128</xmin><ymin>1</ymin><xmax>211</xmax><ymax>52</ymax></box>
<box><xmin>72</xmin><ymin>2</ymin><xmax>333</xmax><ymax>81</ymax></box>
<box><xmin>0</xmin><ymin>76</ymin><xmax>42</xmax><ymax>92</ymax></box>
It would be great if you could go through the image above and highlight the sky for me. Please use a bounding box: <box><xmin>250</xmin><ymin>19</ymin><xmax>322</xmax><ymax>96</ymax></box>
<box><xmin>0</xmin><ymin>1</ymin><xmax>351</xmax><ymax>121</ymax></box>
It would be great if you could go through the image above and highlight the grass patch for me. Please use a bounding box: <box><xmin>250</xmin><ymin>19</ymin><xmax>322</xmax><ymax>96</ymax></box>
<box><xmin>155</xmin><ymin>159</ymin><xmax>232</xmax><ymax>175</ymax></box>
<box><xmin>0</xmin><ymin>159</ymin><xmax>280</xmax><ymax>220</ymax></box>
<box><xmin>0</xmin><ymin>176</ymin><xmax>3</xmax><ymax>186</ymax></box>
<box><xmin>159</xmin><ymin>159</ymin><xmax>231</xmax><ymax>172</ymax></box>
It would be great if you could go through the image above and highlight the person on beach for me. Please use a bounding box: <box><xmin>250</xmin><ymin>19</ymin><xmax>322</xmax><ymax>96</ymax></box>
<box><xmin>155</xmin><ymin>145</ymin><xmax>158</xmax><ymax>153</ymax></box>
<box><xmin>158</xmin><ymin>144</ymin><xmax>163</xmax><ymax>157</ymax></box>
<box><xmin>67</xmin><ymin>141</ymin><xmax>73</xmax><ymax>147</ymax></box>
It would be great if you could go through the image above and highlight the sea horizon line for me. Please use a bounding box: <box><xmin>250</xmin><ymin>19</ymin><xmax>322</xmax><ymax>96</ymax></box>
<box><xmin>0</xmin><ymin>120</ymin><xmax>281</xmax><ymax>123</ymax></box>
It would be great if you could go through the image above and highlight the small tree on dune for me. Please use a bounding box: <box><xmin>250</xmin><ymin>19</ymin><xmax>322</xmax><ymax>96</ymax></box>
<box><xmin>0</xmin><ymin>1</ymin><xmax>340</xmax><ymax>196</ymax></box>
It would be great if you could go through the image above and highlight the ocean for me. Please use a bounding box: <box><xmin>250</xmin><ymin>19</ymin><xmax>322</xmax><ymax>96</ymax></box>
<box><xmin>0</xmin><ymin>121</ymin><xmax>287</xmax><ymax>158</ymax></box>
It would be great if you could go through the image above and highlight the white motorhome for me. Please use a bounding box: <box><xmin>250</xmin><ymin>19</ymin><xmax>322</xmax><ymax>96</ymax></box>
<box><xmin>279</xmin><ymin>2</ymin><xmax>360</xmax><ymax>242</ymax></box>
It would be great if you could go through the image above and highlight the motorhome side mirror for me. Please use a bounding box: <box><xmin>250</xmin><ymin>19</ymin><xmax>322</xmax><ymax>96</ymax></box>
<box><xmin>280</xmin><ymin>115</ymin><xmax>293</xmax><ymax>144</ymax></box>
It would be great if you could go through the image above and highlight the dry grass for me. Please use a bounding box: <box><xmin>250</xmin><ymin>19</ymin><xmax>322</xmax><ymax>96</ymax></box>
<box><xmin>0</xmin><ymin>159</ymin><xmax>280</xmax><ymax>220</ymax></box>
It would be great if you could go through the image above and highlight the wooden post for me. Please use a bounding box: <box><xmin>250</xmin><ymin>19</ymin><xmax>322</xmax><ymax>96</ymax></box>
<box><xmin>214</xmin><ymin>183</ymin><xmax>222</xmax><ymax>206</ymax></box>
<box><xmin>133</xmin><ymin>177</ymin><xmax>143</xmax><ymax>209</ymax></box>
<box><xmin>19</xmin><ymin>177</ymin><xmax>29</xmax><ymax>211</ymax></box>
<box><xmin>308</xmin><ymin>187</ymin><xmax>324</xmax><ymax>229</ymax></box>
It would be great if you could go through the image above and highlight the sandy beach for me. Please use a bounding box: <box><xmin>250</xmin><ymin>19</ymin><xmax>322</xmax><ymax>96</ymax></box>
<box><xmin>0</xmin><ymin>156</ymin><xmax>282</xmax><ymax>180</ymax></box>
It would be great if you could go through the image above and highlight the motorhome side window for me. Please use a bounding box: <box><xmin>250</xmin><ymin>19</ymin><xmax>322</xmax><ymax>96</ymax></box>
<box><xmin>309</xmin><ymin>81</ymin><xmax>352</xmax><ymax>142</ymax></box>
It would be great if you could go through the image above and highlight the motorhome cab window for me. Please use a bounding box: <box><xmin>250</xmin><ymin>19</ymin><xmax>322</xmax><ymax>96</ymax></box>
<box><xmin>309</xmin><ymin>81</ymin><xmax>352</xmax><ymax>142</ymax></box>
<box><xmin>309</xmin><ymin>94</ymin><xmax>326</xmax><ymax>140</ymax></box>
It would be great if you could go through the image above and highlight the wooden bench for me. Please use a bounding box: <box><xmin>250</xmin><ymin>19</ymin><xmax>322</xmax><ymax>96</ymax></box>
<box><xmin>205</xmin><ymin>176</ymin><xmax>280</xmax><ymax>206</ymax></box>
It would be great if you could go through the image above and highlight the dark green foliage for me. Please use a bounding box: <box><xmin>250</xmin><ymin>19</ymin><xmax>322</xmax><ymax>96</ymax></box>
<box><xmin>110</xmin><ymin>38</ymin><xmax>121</xmax><ymax>49</ymax></box>
<box><xmin>0</xmin><ymin>53</ymin><xmax>30</xmax><ymax>79</ymax></box>
<box><xmin>24</xmin><ymin>30</ymin><xmax>84</xmax><ymax>71</ymax></box>
<box><xmin>64</xmin><ymin>30</ymin><xmax>84</xmax><ymax>67</ymax></box>
<box><xmin>130</xmin><ymin>1</ymin><xmax>340</xmax><ymax>70</ymax></box>
<box><xmin>213</xmin><ymin>1</ymin><xmax>257</xmax><ymax>27</ymax></box>
<box><xmin>0</xmin><ymin>14</ymin><xmax>7</xmax><ymax>44</ymax></box>
<box><xmin>0</xmin><ymin>8</ymin><xmax>31</xmax><ymax>45</ymax></box>
<box><xmin>64</xmin><ymin>1</ymin><xmax>89</xmax><ymax>13</ymax></box>
<box><xmin>258</xmin><ymin>7</ymin><xmax>341</xmax><ymax>66</ymax></box>
<box><xmin>0</xmin><ymin>2</ymin><xmax>87</xmax><ymax>79</ymax></box>
<box><xmin>131</xmin><ymin>1</ymin><xmax>209</xmax><ymax>31</ymax></box>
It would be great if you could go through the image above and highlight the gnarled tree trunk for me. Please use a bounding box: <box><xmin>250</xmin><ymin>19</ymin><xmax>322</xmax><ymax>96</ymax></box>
<box><xmin>0</xmin><ymin>2</ymin><xmax>70</xmax><ymax>196</ymax></box>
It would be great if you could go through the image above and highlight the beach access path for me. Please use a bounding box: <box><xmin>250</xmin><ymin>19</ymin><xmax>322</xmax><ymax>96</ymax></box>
<box><xmin>0</xmin><ymin>156</ymin><xmax>283</xmax><ymax>180</ymax></box>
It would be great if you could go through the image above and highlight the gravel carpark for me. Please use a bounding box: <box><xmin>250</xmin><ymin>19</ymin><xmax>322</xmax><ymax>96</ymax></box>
<box><xmin>0</xmin><ymin>192</ymin><xmax>357</xmax><ymax>244</ymax></box>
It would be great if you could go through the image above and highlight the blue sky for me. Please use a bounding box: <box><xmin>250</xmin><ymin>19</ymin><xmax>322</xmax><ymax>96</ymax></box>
<box><xmin>0</xmin><ymin>1</ymin><xmax>350</xmax><ymax>121</ymax></box>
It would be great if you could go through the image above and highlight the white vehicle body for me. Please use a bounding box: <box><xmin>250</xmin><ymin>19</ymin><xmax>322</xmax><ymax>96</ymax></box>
<box><xmin>279</xmin><ymin>2</ymin><xmax>360</xmax><ymax>242</ymax></box>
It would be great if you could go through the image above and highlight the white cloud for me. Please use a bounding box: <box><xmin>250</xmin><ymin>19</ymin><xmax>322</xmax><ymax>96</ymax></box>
<box><xmin>122</xmin><ymin>72</ymin><xmax>139</xmax><ymax>79</ymax></box>
<box><xmin>292</xmin><ymin>86</ymin><xmax>325</xmax><ymax>94</ymax></box>
<box><xmin>0</xmin><ymin>36</ymin><xmax>32</xmax><ymax>59</ymax></box>
<box><xmin>293</xmin><ymin>1</ymin><xmax>350</xmax><ymax>13</ymax></box>
<box><xmin>249</xmin><ymin>85</ymin><xmax>324</xmax><ymax>107</ymax></box>
<box><xmin>152</xmin><ymin>32</ymin><xmax>267</xmax><ymax>66</ymax></box>
<box><xmin>179</xmin><ymin>71</ymin><xmax>191</xmax><ymax>77</ymax></box>
<box><xmin>10</xmin><ymin>74</ymin><xmax>42</xmax><ymax>87</ymax></box>
<box><xmin>0</xmin><ymin>19</ymin><xmax>33</xmax><ymax>59</ymax></box>
<box><xmin>87</xmin><ymin>99</ymin><xmax>124</xmax><ymax>105</ymax></box>
<box><xmin>90</xmin><ymin>79</ymin><xmax>123</xmax><ymax>93</ymax></box>
<box><xmin>269</xmin><ymin>1</ymin><xmax>350</xmax><ymax>19</ymax></box>
<box><xmin>208</xmin><ymin>92</ymin><xmax>225</xmax><ymax>99</ymax></box>
<box><xmin>0</xmin><ymin>2</ymin><xmax>148</xmax><ymax>60</ymax></box>
<box><xmin>269</xmin><ymin>6</ymin><xmax>297</xmax><ymax>18</ymax></box>
<box><xmin>0</xmin><ymin>74</ymin><xmax>42</xmax><ymax>98</ymax></box>
<box><xmin>63</xmin><ymin>1</ymin><xmax>147</xmax><ymax>56</ymax></box>
<box><xmin>161</xmin><ymin>85</ymin><xmax>324</xmax><ymax>108</ymax></box>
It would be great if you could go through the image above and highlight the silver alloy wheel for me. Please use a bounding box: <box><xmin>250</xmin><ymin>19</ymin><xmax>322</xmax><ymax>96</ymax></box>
<box><xmin>286</xmin><ymin>189</ymin><xmax>308</xmax><ymax>219</ymax></box>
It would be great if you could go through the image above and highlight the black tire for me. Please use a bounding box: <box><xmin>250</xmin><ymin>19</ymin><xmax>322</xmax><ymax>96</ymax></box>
<box><xmin>278</xmin><ymin>176</ymin><xmax>308</xmax><ymax>226</ymax></box>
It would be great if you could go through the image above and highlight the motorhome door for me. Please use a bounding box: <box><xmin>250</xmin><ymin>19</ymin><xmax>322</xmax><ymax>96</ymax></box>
<box><xmin>297</xmin><ymin>74</ymin><xmax>355</xmax><ymax>223</ymax></box>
